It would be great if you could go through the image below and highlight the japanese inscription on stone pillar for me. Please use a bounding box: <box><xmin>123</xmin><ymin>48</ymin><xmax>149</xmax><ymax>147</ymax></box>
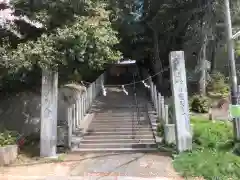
<box><xmin>169</xmin><ymin>51</ymin><xmax>192</xmax><ymax>152</ymax></box>
<box><xmin>40</xmin><ymin>70</ymin><xmax>58</xmax><ymax>157</ymax></box>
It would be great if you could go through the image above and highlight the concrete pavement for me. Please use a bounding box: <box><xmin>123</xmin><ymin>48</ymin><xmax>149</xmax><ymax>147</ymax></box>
<box><xmin>0</xmin><ymin>152</ymin><xmax>184</xmax><ymax>180</ymax></box>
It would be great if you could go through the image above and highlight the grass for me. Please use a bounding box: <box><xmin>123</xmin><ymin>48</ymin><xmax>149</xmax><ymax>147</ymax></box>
<box><xmin>173</xmin><ymin>149</ymin><xmax>240</xmax><ymax>179</ymax></box>
<box><xmin>173</xmin><ymin>116</ymin><xmax>240</xmax><ymax>180</ymax></box>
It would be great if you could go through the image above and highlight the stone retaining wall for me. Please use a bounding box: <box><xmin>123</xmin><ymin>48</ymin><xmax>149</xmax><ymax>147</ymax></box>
<box><xmin>0</xmin><ymin>84</ymin><xmax>85</xmax><ymax>138</ymax></box>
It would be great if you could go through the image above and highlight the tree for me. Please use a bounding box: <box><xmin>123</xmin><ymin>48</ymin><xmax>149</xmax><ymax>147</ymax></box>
<box><xmin>0</xmin><ymin>0</ymin><xmax>43</xmax><ymax>38</ymax></box>
<box><xmin>0</xmin><ymin>0</ymin><xmax>122</xmax><ymax>92</ymax></box>
<box><xmin>137</xmin><ymin>0</ymin><xmax>240</xmax><ymax>94</ymax></box>
<box><xmin>108</xmin><ymin>0</ymin><xmax>144</xmax><ymax>59</ymax></box>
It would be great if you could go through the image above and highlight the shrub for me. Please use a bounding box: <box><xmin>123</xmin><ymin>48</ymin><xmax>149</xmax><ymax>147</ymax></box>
<box><xmin>190</xmin><ymin>95</ymin><xmax>210</xmax><ymax>113</ymax></box>
<box><xmin>0</xmin><ymin>130</ymin><xmax>18</xmax><ymax>147</ymax></box>
<box><xmin>207</xmin><ymin>72</ymin><xmax>229</xmax><ymax>96</ymax></box>
<box><xmin>156</xmin><ymin>123</ymin><xmax>164</xmax><ymax>137</ymax></box>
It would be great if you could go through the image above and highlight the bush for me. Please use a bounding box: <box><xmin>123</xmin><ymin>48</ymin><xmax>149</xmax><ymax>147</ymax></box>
<box><xmin>156</xmin><ymin>123</ymin><xmax>164</xmax><ymax>137</ymax></box>
<box><xmin>207</xmin><ymin>72</ymin><xmax>229</xmax><ymax>96</ymax></box>
<box><xmin>0</xmin><ymin>130</ymin><xmax>18</xmax><ymax>147</ymax></box>
<box><xmin>190</xmin><ymin>95</ymin><xmax>210</xmax><ymax>113</ymax></box>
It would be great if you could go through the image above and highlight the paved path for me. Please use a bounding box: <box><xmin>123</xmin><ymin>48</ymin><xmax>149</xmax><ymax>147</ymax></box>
<box><xmin>70</xmin><ymin>152</ymin><xmax>180</xmax><ymax>178</ymax></box>
<box><xmin>0</xmin><ymin>152</ymin><xmax>183</xmax><ymax>180</ymax></box>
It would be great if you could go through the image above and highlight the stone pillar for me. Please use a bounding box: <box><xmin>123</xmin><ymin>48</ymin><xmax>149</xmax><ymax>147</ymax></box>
<box><xmin>40</xmin><ymin>70</ymin><xmax>58</xmax><ymax>158</ymax></box>
<box><xmin>235</xmin><ymin>85</ymin><xmax>240</xmax><ymax>140</ymax></box>
<box><xmin>169</xmin><ymin>51</ymin><xmax>192</xmax><ymax>152</ymax></box>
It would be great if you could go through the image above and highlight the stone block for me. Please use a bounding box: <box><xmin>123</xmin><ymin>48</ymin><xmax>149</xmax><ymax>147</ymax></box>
<box><xmin>164</xmin><ymin>124</ymin><xmax>193</xmax><ymax>145</ymax></box>
<box><xmin>0</xmin><ymin>145</ymin><xmax>18</xmax><ymax>165</ymax></box>
<box><xmin>57</xmin><ymin>126</ymin><xmax>68</xmax><ymax>146</ymax></box>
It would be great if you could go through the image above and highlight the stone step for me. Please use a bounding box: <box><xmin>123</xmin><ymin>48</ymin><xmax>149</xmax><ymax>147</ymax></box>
<box><xmin>96</xmin><ymin>114</ymin><xmax>146</xmax><ymax>117</ymax></box>
<box><xmin>76</xmin><ymin>139</ymin><xmax>155</xmax><ymax>144</ymax></box>
<box><xmin>97</xmin><ymin>110</ymin><xmax>146</xmax><ymax>113</ymax></box>
<box><xmin>92</xmin><ymin>118</ymin><xmax>145</xmax><ymax>124</ymax></box>
<box><xmin>95</xmin><ymin>107</ymin><xmax>137</xmax><ymax>109</ymax></box>
<box><xmin>82</xmin><ymin>131</ymin><xmax>153</xmax><ymax>136</ymax></box>
<box><xmin>94</xmin><ymin>118</ymin><xmax>145</xmax><ymax>121</ymax></box>
<box><xmin>94</xmin><ymin>116</ymin><xmax>146</xmax><ymax>119</ymax></box>
<box><xmin>80</xmin><ymin>134</ymin><xmax>154</xmax><ymax>140</ymax></box>
<box><xmin>96</xmin><ymin>114</ymin><xmax>135</xmax><ymax>117</ymax></box>
<box><xmin>77</xmin><ymin>142</ymin><xmax>157</xmax><ymax>149</ymax></box>
<box><xmin>96</xmin><ymin>111</ymin><xmax>139</xmax><ymax>114</ymax></box>
<box><xmin>90</xmin><ymin>121</ymin><xmax>149</xmax><ymax>124</ymax></box>
<box><xmin>89</xmin><ymin>124</ymin><xmax>151</xmax><ymax>128</ymax></box>
<box><xmin>90</xmin><ymin>121</ymin><xmax>150</xmax><ymax>128</ymax></box>
<box><xmin>72</xmin><ymin>128</ymin><xmax>153</xmax><ymax>134</ymax></box>
<box><xmin>86</xmin><ymin>127</ymin><xmax>152</xmax><ymax>132</ymax></box>
<box><xmin>71</xmin><ymin>147</ymin><xmax>158</xmax><ymax>152</ymax></box>
<box><xmin>96</xmin><ymin>107</ymin><xmax>147</xmax><ymax>110</ymax></box>
<box><xmin>94</xmin><ymin>105</ymin><xmax>135</xmax><ymax>107</ymax></box>
<box><xmin>91</xmin><ymin>121</ymin><xmax>142</xmax><ymax>124</ymax></box>
<box><xmin>93</xmin><ymin>105</ymin><xmax>147</xmax><ymax>107</ymax></box>
<box><xmin>89</xmin><ymin>121</ymin><xmax>150</xmax><ymax>128</ymax></box>
<box><xmin>96</xmin><ymin>112</ymin><xmax>144</xmax><ymax>115</ymax></box>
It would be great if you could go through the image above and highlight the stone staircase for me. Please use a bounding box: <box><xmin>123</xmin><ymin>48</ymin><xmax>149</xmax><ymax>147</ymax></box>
<box><xmin>71</xmin><ymin>87</ymin><xmax>157</xmax><ymax>152</ymax></box>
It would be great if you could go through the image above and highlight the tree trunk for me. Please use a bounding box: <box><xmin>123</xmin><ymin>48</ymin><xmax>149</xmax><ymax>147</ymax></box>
<box><xmin>199</xmin><ymin>35</ymin><xmax>208</xmax><ymax>95</ymax></box>
<box><xmin>153</xmin><ymin>30</ymin><xmax>163</xmax><ymax>91</ymax></box>
<box><xmin>210</xmin><ymin>40</ymin><xmax>217</xmax><ymax>73</ymax></box>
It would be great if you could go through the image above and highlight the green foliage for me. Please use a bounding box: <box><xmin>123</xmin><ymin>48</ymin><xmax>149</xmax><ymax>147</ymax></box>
<box><xmin>191</xmin><ymin>116</ymin><xmax>233</xmax><ymax>149</ymax></box>
<box><xmin>173</xmin><ymin>149</ymin><xmax>240</xmax><ymax>180</ymax></box>
<box><xmin>3</xmin><ymin>14</ymin><xmax>121</xmax><ymax>72</ymax></box>
<box><xmin>0</xmin><ymin>130</ymin><xmax>18</xmax><ymax>147</ymax></box>
<box><xmin>236</xmin><ymin>41</ymin><xmax>240</xmax><ymax>55</ymax></box>
<box><xmin>108</xmin><ymin>0</ymin><xmax>144</xmax><ymax>59</ymax></box>
<box><xmin>0</xmin><ymin>0</ymin><xmax>122</xmax><ymax>93</ymax></box>
<box><xmin>173</xmin><ymin>116</ymin><xmax>240</xmax><ymax>180</ymax></box>
<box><xmin>190</xmin><ymin>95</ymin><xmax>210</xmax><ymax>113</ymax></box>
<box><xmin>156</xmin><ymin>123</ymin><xmax>164</xmax><ymax>137</ymax></box>
<box><xmin>207</xmin><ymin>72</ymin><xmax>230</xmax><ymax>96</ymax></box>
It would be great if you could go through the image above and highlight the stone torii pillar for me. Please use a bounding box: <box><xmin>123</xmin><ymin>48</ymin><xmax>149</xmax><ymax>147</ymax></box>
<box><xmin>169</xmin><ymin>51</ymin><xmax>192</xmax><ymax>152</ymax></box>
<box><xmin>40</xmin><ymin>70</ymin><xmax>58</xmax><ymax>158</ymax></box>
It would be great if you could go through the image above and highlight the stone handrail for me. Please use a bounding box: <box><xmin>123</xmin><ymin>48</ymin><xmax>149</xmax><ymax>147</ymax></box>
<box><xmin>66</xmin><ymin>73</ymin><xmax>105</xmax><ymax>147</ymax></box>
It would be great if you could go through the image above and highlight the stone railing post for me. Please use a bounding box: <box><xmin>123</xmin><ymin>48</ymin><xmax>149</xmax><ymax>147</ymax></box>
<box><xmin>161</xmin><ymin>97</ymin><xmax>165</xmax><ymax>123</ymax></box>
<box><xmin>157</xmin><ymin>93</ymin><xmax>161</xmax><ymax>119</ymax></box>
<box><xmin>72</xmin><ymin>103</ymin><xmax>76</xmax><ymax>132</ymax></box>
<box><xmin>154</xmin><ymin>85</ymin><xmax>157</xmax><ymax>110</ymax></box>
<box><xmin>150</xmin><ymin>80</ymin><xmax>153</xmax><ymax>102</ymax></box>
<box><xmin>164</xmin><ymin>105</ymin><xmax>169</xmax><ymax>124</ymax></box>
<box><xmin>67</xmin><ymin>105</ymin><xmax>73</xmax><ymax>148</ymax></box>
<box><xmin>235</xmin><ymin>85</ymin><xmax>240</xmax><ymax>140</ymax></box>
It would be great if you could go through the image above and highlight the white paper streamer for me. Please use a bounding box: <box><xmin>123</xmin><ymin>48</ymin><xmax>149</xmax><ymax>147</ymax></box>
<box><xmin>101</xmin><ymin>81</ymin><xmax>107</xmax><ymax>96</ymax></box>
<box><xmin>142</xmin><ymin>80</ymin><xmax>150</xmax><ymax>88</ymax></box>
<box><xmin>122</xmin><ymin>85</ymin><xmax>128</xmax><ymax>95</ymax></box>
